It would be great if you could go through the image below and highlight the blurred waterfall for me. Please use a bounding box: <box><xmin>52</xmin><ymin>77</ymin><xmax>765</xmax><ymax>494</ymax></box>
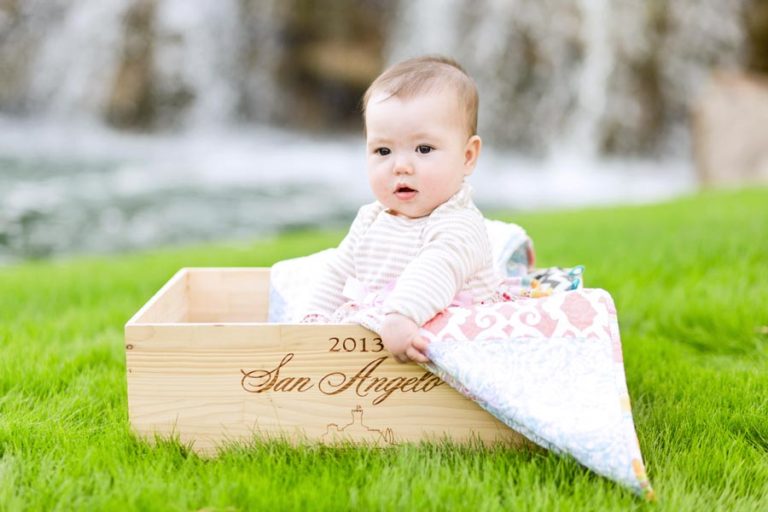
<box><xmin>0</xmin><ymin>0</ymin><xmax>748</xmax><ymax>152</ymax></box>
<box><xmin>385</xmin><ymin>0</ymin><xmax>746</xmax><ymax>156</ymax></box>
<box><xmin>152</xmin><ymin>0</ymin><xmax>241</xmax><ymax>128</ymax></box>
<box><xmin>0</xmin><ymin>0</ymin><xmax>754</xmax><ymax>262</ymax></box>
<box><xmin>27</xmin><ymin>0</ymin><xmax>132</xmax><ymax>122</ymax></box>
<box><xmin>2</xmin><ymin>0</ymin><xmax>284</xmax><ymax>128</ymax></box>
<box><xmin>561</xmin><ymin>0</ymin><xmax>612</xmax><ymax>159</ymax></box>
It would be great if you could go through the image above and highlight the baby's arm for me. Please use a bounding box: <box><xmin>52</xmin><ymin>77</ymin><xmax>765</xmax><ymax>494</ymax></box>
<box><xmin>300</xmin><ymin>257</ymin><xmax>350</xmax><ymax>323</ymax></box>
<box><xmin>299</xmin><ymin>205</ymin><xmax>374</xmax><ymax>322</ymax></box>
<box><xmin>382</xmin><ymin>210</ymin><xmax>488</xmax><ymax>360</ymax></box>
<box><xmin>379</xmin><ymin>313</ymin><xmax>430</xmax><ymax>363</ymax></box>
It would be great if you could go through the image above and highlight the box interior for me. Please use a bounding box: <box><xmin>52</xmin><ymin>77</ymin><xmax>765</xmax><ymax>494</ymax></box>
<box><xmin>130</xmin><ymin>268</ymin><xmax>271</xmax><ymax>324</ymax></box>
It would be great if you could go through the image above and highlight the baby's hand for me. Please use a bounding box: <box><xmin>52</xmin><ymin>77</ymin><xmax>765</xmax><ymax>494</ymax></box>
<box><xmin>380</xmin><ymin>313</ymin><xmax>430</xmax><ymax>364</ymax></box>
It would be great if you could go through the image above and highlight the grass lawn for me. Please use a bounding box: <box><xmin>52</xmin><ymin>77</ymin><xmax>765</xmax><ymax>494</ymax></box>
<box><xmin>1</xmin><ymin>188</ymin><xmax>767</xmax><ymax>511</ymax></box>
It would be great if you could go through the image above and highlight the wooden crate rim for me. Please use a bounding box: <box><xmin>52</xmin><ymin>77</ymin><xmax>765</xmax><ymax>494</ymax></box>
<box><xmin>125</xmin><ymin>266</ymin><xmax>360</xmax><ymax>327</ymax></box>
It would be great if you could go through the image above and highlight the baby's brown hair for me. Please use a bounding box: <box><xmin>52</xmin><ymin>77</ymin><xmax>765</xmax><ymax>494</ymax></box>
<box><xmin>362</xmin><ymin>55</ymin><xmax>479</xmax><ymax>137</ymax></box>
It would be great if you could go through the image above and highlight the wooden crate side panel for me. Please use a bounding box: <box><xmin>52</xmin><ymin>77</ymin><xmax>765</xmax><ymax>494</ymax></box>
<box><xmin>186</xmin><ymin>268</ymin><xmax>270</xmax><ymax>323</ymax></box>
<box><xmin>127</xmin><ymin>268</ymin><xmax>190</xmax><ymax>324</ymax></box>
<box><xmin>125</xmin><ymin>324</ymin><xmax>525</xmax><ymax>453</ymax></box>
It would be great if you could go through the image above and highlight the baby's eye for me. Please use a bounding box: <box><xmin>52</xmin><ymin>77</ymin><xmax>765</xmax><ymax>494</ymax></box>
<box><xmin>416</xmin><ymin>145</ymin><xmax>433</xmax><ymax>154</ymax></box>
<box><xmin>375</xmin><ymin>147</ymin><xmax>391</xmax><ymax>156</ymax></box>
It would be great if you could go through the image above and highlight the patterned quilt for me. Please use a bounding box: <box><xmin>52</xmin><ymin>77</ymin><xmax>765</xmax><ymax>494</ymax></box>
<box><xmin>269</xmin><ymin>220</ymin><xmax>654</xmax><ymax>499</ymax></box>
<box><xmin>334</xmin><ymin>275</ymin><xmax>653</xmax><ymax>499</ymax></box>
<box><xmin>419</xmin><ymin>288</ymin><xmax>654</xmax><ymax>499</ymax></box>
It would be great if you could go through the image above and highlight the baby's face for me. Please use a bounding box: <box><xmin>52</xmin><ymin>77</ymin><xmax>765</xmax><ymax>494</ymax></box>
<box><xmin>365</xmin><ymin>90</ymin><xmax>480</xmax><ymax>218</ymax></box>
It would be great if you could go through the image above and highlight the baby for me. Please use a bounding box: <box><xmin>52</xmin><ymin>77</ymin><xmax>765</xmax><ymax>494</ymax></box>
<box><xmin>301</xmin><ymin>55</ymin><xmax>502</xmax><ymax>363</ymax></box>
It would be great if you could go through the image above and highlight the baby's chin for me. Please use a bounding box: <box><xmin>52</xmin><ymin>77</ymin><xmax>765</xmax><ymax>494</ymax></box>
<box><xmin>379</xmin><ymin>193</ymin><xmax>443</xmax><ymax>219</ymax></box>
<box><xmin>387</xmin><ymin>205</ymin><xmax>435</xmax><ymax>219</ymax></box>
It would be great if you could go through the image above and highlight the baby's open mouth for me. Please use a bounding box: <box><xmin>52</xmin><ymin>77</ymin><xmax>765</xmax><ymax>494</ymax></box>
<box><xmin>394</xmin><ymin>185</ymin><xmax>417</xmax><ymax>200</ymax></box>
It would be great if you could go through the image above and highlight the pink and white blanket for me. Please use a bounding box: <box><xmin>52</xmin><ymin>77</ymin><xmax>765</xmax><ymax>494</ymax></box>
<box><xmin>331</xmin><ymin>280</ymin><xmax>653</xmax><ymax>499</ymax></box>
<box><xmin>270</xmin><ymin>222</ymin><xmax>654</xmax><ymax>499</ymax></box>
<box><xmin>421</xmin><ymin>289</ymin><xmax>653</xmax><ymax>499</ymax></box>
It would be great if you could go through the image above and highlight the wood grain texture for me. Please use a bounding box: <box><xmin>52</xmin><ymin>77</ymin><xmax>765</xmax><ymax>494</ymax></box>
<box><xmin>126</xmin><ymin>268</ymin><xmax>526</xmax><ymax>455</ymax></box>
<box><xmin>187</xmin><ymin>267</ymin><xmax>270</xmax><ymax>322</ymax></box>
<box><xmin>128</xmin><ymin>268</ymin><xmax>189</xmax><ymax>323</ymax></box>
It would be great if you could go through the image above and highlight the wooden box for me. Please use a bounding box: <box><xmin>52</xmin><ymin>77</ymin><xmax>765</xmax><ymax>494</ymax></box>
<box><xmin>125</xmin><ymin>268</ymin><xmax>524</xmax><ymax>454</ymax></box>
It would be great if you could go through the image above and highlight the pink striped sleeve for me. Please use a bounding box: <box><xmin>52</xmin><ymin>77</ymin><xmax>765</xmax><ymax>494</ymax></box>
<box><xmin>382</xmin><ymin>209</ymin><xmax>489</xmax><ymax>325</ymax></box>
<box><xmin>300</xmin><ymin>203</ymin><xmax>380</xmax><ymax>320</ymax></box>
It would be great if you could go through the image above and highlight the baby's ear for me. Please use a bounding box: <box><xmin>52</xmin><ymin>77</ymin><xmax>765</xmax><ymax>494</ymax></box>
<box><xmin>464</xmin><ymin>135</ymin><xmax>482</xmax><ymax>175</ymax></box>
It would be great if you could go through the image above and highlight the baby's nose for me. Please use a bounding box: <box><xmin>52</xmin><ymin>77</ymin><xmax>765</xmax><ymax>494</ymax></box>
<box><xmin>393</xmin><ymin>155</ymin><xmax>414</xmax><ymax>175</ymax></box>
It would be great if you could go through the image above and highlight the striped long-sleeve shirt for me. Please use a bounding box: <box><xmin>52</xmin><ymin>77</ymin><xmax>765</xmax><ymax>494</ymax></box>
<box><xmin>301</xmin><ymin>184</ymin><xmax>503</xmax><ymax>326</ymax></box>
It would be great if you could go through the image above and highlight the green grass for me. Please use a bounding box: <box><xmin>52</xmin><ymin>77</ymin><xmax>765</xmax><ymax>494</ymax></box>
<box><xmin>1</xmin><ymin>188</ymin><xmax>767</xmax><ymax>511</ymax></box>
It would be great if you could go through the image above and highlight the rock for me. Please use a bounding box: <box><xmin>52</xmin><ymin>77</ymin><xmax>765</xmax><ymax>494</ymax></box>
<box><xmin>691</xmin><ymin>71</ymin><xmax>768</xmax><ymax>187</ymax></box>
<box><xmin>275</xmin><ymin>0</ymin><xmax>392</xmax><ymax>130</ymax></box>
<box><xmin>106</xmin><ymin>0</ymin><xmax>156</xmax><ymax>129</ymax></box>
<box><xmin>744</xmin><ymin>0</ymin><xmax>768</xmax><ymax>74</ymax></box>
<box><xmin>298</xmin><ymin>41</ymin><xmax>382</xmax><ymax>89</ymax></box>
